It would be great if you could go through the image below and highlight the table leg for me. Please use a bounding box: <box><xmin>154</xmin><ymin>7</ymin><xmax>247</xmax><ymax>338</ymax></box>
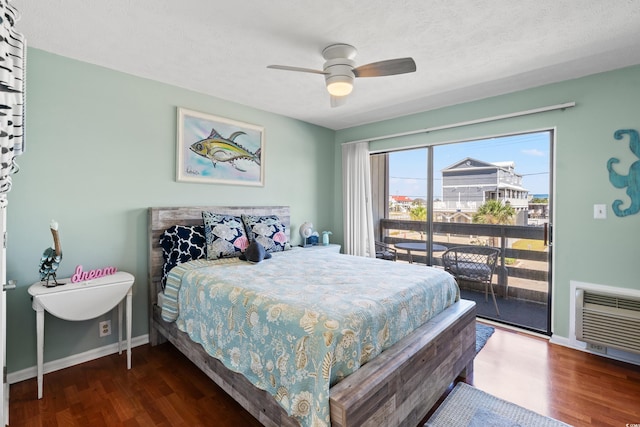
<box><xmin>118</xmin><ymin>300</ymin><xmax>123</xmax><ymax>355</ymax></box>
<box><xmin>126</xmin><ymin>288</ymin><xmax>132</xmax><ymax>370</ymax></box>
<box><xmin>35</xmin><ymin>308</ymin><xmax>44</xmax><ymax>399</ymax></box>
<box><xmin>408</xmin><ymin>250</ymin><xmax>414</xmax><ymax>263</ymax></box>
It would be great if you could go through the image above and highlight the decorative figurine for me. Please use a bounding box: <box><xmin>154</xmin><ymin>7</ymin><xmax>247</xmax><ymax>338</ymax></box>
<box><xmin>39</xmin><ymin>220</ymin><xmax>63</xmax><ymax>286</ymax></box>
<box><xmin>299</xmin><ymin>222</ymin><xmax>313</xmax><ymax>247</ymax></box>
<box><xmin>322</xmin><ymin>231</ymin><xmax>332</xmax><ymax>246</ymax></box>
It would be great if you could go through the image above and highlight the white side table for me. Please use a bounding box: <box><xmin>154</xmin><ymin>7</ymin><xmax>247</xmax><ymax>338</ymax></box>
<box><xmin>28</xmin><ymin>271</ymin><xmax>134</xmax><ymax>399</ymax></box>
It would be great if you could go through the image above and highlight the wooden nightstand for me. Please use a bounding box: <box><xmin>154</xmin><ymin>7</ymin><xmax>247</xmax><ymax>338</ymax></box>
<box><xmin>28</xmin><ymin>271</ymin><xmax>134</xmax><ymax>399</ymax></box>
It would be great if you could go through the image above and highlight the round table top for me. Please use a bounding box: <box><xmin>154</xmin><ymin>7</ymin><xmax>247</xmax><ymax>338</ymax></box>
<box><xmin>29</xmin><ymin>271</ymin><xmax>134</xmax><ymax>321</ymax></box>
<box><xmin>394</xmin><ymin>242</ymin><xmax>448</xmax><ymax>252</ymax></box>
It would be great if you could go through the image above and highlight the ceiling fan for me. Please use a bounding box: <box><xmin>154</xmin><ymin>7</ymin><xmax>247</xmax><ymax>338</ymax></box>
<box><xmin>267</xmin><ymin>43</ymin><xmax>416</xmax><ymax>107</ymax></box>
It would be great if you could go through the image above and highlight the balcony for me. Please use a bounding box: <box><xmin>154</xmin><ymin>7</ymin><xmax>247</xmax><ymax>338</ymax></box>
<box><xmin>379</xmin><ymin>218</ymin><xmax>550</xmax><ymax>331</ymax></box>
<box><xmin>433</xmin><ymin>197</ymin><xmax>529</xmax><ymax>212</ymax></box>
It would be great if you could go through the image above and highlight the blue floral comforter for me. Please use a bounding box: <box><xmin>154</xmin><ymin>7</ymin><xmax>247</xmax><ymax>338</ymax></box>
<box><xmin>161</xmin><ymin>248</ymin><xmax>459</xmax><ymax>427</ymax></box>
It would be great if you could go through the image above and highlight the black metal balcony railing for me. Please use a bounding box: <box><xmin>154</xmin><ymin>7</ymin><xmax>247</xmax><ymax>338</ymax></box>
<box><xmin>378</xmin><ymin>219</ymin><xmax>549</xmax><ymax>289</ymax></box>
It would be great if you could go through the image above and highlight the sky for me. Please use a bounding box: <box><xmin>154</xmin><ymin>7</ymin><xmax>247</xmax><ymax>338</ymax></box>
<box><xmin>389</xmin><ymin>131</ymin><xmax>551</xmax><ymax>200</ymax></box>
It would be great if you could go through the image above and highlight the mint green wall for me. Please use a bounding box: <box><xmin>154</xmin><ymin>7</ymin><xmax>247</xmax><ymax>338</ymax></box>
<box><xmin>10</xmin><ymin>48</ymin><xmax>639</xmax><ymax>374</ymax></box>
<box><xmin>335</xmin><ymin>65</ymin><xmax>640</xmax><ymax>339</ymax></box>
<box><xmin>6</xmin><ymin>49</ymin><xmax>335</xmax><ymax>373</ymax></box>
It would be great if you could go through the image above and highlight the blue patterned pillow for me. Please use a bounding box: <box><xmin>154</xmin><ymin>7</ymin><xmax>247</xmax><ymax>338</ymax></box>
<box><xmin>241</xmin><ymin>214</ymin><xmax>291</xmax><ymax>253</ymax></box>
<box><xmin>159</xmin><ymin>225</ymin><xmax>206</xmax><ymax>289</ymax></box>
<box><xmin>202</xmin><ymin>212</ymin><xmax>250</xmax><ymax>259</ymax></box>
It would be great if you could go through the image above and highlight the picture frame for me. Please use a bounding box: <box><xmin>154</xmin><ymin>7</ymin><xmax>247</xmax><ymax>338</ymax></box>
<box><xmin>176</xmin><ymin>107</ymin><xmax>265</xmax><ymax>186</ymax></box>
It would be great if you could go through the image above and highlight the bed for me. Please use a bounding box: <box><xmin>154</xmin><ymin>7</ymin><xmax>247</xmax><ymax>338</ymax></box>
<box><xmin>148</xmin><ymin>206</ymin><xmax>476</xmax><ymax>427</ymax></box>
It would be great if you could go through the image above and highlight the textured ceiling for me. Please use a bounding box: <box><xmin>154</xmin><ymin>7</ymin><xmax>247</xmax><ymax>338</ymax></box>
<box><xmin>11</xmin><ymin>0</ymin><xmax>640</xmax><ymax>130</ymax></box>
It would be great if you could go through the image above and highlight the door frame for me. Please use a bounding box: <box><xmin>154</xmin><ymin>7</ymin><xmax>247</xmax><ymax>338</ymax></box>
<box><xmin>371</xmin><ymin>129</ymin><xmax>554</xmax><ymax>335</ymax></box>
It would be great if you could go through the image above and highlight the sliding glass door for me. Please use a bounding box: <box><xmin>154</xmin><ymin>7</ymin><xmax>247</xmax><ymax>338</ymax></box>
<box><xmin>372</xmin><ymin>131</ymin><xmax>552</xmax><ymax>334</ymax></box>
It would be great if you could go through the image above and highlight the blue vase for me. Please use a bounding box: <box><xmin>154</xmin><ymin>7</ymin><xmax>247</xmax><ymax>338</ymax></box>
<box><xmin>322</xmin><ymin>231</ymin><xmax>332</xmax><ymax>245</ymax></box>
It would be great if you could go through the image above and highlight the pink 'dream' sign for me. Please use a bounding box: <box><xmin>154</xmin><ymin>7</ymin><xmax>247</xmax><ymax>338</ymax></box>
<box><xmin>71</xmin><ymin>265</ymin><xmax>118</xmax><ymax>283</ymax></box>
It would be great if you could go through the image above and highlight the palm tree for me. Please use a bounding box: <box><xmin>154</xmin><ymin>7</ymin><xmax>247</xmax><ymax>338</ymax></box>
<box><xmin>472</xmin><ymin>200</ymin><xmax>515</xmax><ymax>225</ymax></box>
<box><xmin>409</xmin><ymin>205</ymin><xmax>427</xmax><ymax>221</ymax></box>
<box><xmin>408</xmin><ymin>204</ymin><xmax>427</xmax><ymax>239</ymax></box>
<box><xmin>472</xmin><ymin>200</ymin><xmax>515</xmax><ymax>246</ymax></box>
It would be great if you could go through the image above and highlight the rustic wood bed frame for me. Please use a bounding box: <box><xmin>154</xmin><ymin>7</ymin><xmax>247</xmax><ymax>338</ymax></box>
<box><xmin>148</xmin><ymin>206</ymin><xmax>476</xmax><ymax>427</ymax></box>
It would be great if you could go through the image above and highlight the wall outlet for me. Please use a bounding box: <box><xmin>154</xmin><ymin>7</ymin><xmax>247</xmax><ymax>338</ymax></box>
<box><xmin>587</xmin><ymin>342</ymin><xmax>607</xmax><ymax>354</ymax></box>
<box><xmin>99</xmin><ymin>320</ymin><xmax>111</xmax><ymax>337</ymax></box>
<box><xmin>593</xmin><ymin>204</ymin><xmax>607</xmax><ymax>219</ymax></box>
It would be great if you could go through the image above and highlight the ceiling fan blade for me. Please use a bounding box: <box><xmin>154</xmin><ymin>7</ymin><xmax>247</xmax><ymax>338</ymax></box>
<box><xmin>330</xmin><ymin>94</ymin><xmax>347</xmax><ymax>108</ymax></box>
<box><xmin>266</xmin><ymin>65</ymin><xmax>328</xmax><ymax>75</ymax></box>
<box><xmin>353</xmin><ymin>57</ymin><xmax>416</xmax><ymax>78</ymax></box>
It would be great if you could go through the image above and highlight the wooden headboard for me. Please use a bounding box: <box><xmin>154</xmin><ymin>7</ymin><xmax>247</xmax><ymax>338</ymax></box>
<box><xmin>148</xmin><ymin>206</ymin><xmax>290</xmax><ymax>308</ymax></box>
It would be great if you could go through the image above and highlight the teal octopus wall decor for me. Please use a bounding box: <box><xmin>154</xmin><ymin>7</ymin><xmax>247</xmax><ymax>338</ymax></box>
<box><xmin>607</xmin><ymin>129</ymin><xmax>640</xmax><ymax>217</ymax></box>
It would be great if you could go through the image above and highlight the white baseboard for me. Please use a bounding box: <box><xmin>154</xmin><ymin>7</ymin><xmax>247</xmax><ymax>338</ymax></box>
<box><xmin>550</xmin><ymin>333</ymin><xmax>640</xmax><ymax>366</ymax></box>
<box><xmin>8</xmin><ymin>334</ymin><xmax>149</xmax><ymax>385</ymax></box>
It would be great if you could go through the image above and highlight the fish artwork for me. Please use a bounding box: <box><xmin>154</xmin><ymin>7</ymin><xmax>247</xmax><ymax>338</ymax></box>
<box><xmin>189</xmin><ymin>127</ymin><xmax>261</xmax><ymax>172</ymax></box>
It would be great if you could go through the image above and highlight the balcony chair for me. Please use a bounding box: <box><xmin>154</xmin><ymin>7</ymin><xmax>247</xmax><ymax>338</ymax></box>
<box><xmin>375</xmin><ymin>241</ymin><xmax>397</xmax><ymax>261</ymax></box>
<box><xmin>442</xmin><ymin>246</ymin><xmax>501</xmax><ymax>316</ymax></box>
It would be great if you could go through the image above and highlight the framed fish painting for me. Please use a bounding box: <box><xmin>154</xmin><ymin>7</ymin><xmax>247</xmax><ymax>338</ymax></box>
<box><xmin>176</xmin><ymin>107</ymin><xmax>265</xmax><ymax>186</ymax></box>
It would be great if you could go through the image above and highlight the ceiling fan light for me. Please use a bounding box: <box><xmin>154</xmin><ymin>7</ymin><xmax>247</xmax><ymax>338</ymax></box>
<box><xmin>327</xmin><ymin>81</ymin><xmax>353</xmax><ymax>96</ymax></box>
<box><xmin>326</xmin><ymin>75</ymin><xmax>353</xmax><ymax>97</ymax></box>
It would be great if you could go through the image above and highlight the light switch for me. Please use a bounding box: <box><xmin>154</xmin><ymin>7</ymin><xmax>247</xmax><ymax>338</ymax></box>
<box><xmin>594</xmin><ymin>204</ymin><xmax>607</xmax><ymax>219</ymax></box>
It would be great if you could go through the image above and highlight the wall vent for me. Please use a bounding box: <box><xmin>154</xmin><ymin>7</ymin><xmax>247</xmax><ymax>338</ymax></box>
<box><xmin>575</xmin><ymin>288</ymin><xmax>640</xmax><ymax>355</ymax></box>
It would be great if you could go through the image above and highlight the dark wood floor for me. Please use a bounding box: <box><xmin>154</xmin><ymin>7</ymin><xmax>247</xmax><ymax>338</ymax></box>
<box><xmin>472</xmin><ymin>325</ymin><xmax>640</xmax><ymax>426</ymax></box>
<box><xmin>9</xmin><ymin>325</ymin><xmax>640</xmax><ymax>426</ymax></box>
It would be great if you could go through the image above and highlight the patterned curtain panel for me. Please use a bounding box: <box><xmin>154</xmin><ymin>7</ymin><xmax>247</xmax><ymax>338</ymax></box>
<box><xmin>0</xmin><ymin>0</ymin><xmax>24</xmax><ymax>196</ymax></box>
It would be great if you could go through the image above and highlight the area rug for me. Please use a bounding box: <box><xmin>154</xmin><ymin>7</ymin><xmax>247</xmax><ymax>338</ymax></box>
<box><xmin>425</xmin><ymin>382</ymin><xmax>570</xmax><ymax>427</ymax></box>
<box><xmin>476</xmin><ymin>322</ymin><xmax>495</xmax><ymax>354</ymax></box>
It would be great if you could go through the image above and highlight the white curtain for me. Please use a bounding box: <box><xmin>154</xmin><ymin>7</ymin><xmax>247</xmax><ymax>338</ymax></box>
<box><xmin>342</xmin><ymin>141</ymin><xmax>375</xmax><ymax>257</ymax></box>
